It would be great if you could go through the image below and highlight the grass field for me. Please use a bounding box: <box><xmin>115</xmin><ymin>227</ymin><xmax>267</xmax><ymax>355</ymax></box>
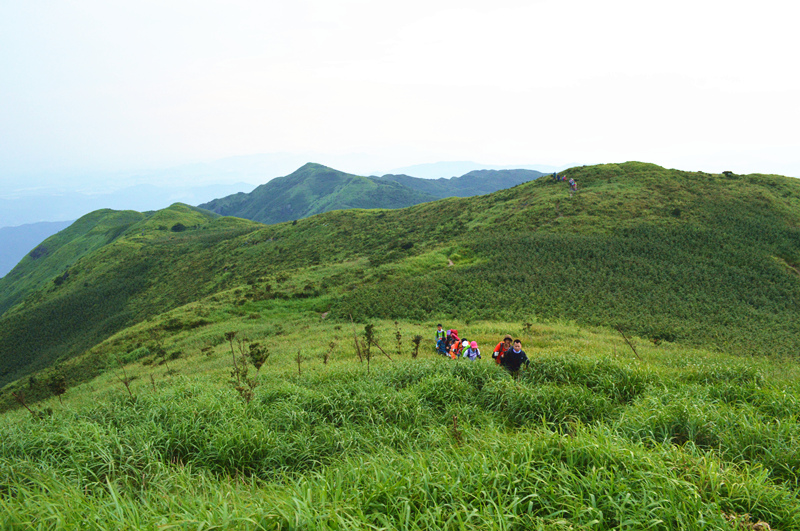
<box><xmin>2</xmin><ymin>162</ymin><xmax>799</xmax><ymax>529</ymax></box>
<box><xmin>1</xmin><ymin>310</ymin><xmax>798</xmax><ymax>530</ymax></box>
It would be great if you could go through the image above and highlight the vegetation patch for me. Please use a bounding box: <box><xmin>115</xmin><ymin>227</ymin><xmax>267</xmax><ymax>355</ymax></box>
<box><xmin>2</xmin><ymin>162</ymin><xmax>800</xmax><ymax>527</ymax></box>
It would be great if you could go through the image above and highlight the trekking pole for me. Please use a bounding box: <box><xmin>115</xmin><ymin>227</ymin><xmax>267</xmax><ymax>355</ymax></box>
<box><xmin>615</xmin><ymin>326</ymin><xmax>642</xmax><ymax>361</ymax></box>
<box><xmin>369</xmin><ymin>339</ymin><xmax>394</xmax><ymax>361</ymax></box>
<box><xmin>349</xmin><ymin>314</ymin><xmax>363</xmax><ymax>363</ymax></box>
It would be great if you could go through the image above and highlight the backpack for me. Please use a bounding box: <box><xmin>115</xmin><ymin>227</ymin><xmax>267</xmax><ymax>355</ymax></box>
<box><xmin>449</xmin><ymin>342</ymin><xmax>459</xmax><ymax>359</ymax></box>
<box><xmin>493</xmin><ymin>342</ymin><xmax>507</xmax><ymax>365</ymax></box>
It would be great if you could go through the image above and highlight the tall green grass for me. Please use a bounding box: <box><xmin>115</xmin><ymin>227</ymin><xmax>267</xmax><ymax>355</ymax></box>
<box><xmin>2</xmin><ymin>342</ymin><xmax>799</xmax><ymax>529</ymax></box>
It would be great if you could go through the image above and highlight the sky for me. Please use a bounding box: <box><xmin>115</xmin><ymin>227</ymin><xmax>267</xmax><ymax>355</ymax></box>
<box><xmin>1</xmin><ymin>0</ymin><xmax>798</xmax><ymax>195</ymax></box>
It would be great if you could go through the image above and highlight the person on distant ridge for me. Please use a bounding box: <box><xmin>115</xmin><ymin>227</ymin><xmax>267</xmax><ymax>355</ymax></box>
<box><xmin>568</xmin><ymin>178</ymin><xmax>577</xmax><ymax>196</ymax></box>
<box><xmin>500</xmin><ymin>339</ymin><xmax>530</xmax><ymax>376</ymax></box>
<box><xmin>492</xmin><ymin>334</ymin><xmax>513</xmax><ymax>365</ymax></box>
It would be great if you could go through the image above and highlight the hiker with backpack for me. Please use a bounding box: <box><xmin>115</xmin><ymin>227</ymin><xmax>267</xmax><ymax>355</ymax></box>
<box><xmin>500</xmin><ymin>339</ymin><xmax>530</xmax><ymax>376</ymax></box>
<box><xmin>568</xmin><ymin>178</ymin><xmax>578</xmax><ymax>196</ymax></box>
<box><xmin>445</xmin><ymin>330</ymin><xmax>461</xmax><ymax>358</ymax></box>
<box><xmin>457</xmin><ymin>340</ymin><xmax>471</xmax><ymax>359</ymax></box>
<box><xmin>435</xmin><ymin>324</ymin><xmax>448</xmax><ymax>355</ymax></box>
<box><xmin>462</xmin><ymin>341</ymin><xmax>481</xmax><ymax>361</ymax></box>
<box><xmin>447</xmin><ymin>338</ymin><xmax>466</xmax><ymax>360</ymax></box>
<box><xmin>492</xmin><ymin>334</ymin><xmax>513</xmax><ymax>365</ymax></box>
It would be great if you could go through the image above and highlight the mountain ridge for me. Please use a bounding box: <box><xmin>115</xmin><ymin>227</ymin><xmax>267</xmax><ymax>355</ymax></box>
<box><xmin>0</xmin><ymin>182</ymin><xmax>256</xmax><ymax>228</ymax></box>
<box><xmin>384</xmin><ymin>160</ymin><xmax>562</xmax><ymax>178</ymax></box>
<box><xmin>2</xmin><ymin>162</ymin><xmax>799</xmax><ymax>394</ymax></box>
<box><xmin>377</xmin><ymin>168</ymin><xmax>543</xmax><ymax>198</ymax></box>
<box><xmin>198</xmin><ymin>163</ymin><xmax>541</xmax><ymax>224</ymax></box>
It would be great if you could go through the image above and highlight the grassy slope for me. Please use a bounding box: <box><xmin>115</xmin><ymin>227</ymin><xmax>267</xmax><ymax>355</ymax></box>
<box><xmin>0</xmin><ymin>204</ymin><xmax>233</xmax><ymax>385</ymax></box>
<box><xmin>336</xmin><ymin>163</ymin><xmax>800</xmax><ymax>353</ymax></box>
<box><xmin>2</xmin><ymin>162</ymin><xmax>800</xmax><ymax>528</ymax></box>
<box><xmin>0</xmin><ymin>220</ymin><xmax>74</xmax><ymax>278</ymax></box>
<box><xmin>198</xmin><ymin>162</ymin><xmax>438</xmax><ymax>224</ymax></box>
<box><xmin>2</xmin><ymin>162</ymin><xmax>800</xmax><ymax>391</ymax></box>
<box><xmin>1</xmin><ymin>310</ymin><xmax>798</xmax><ymax>529</ymax></box>
<box><xmin>0</xmin><ymin>210</ymin><xmax>145</xmax><ymax>315</ymax></box>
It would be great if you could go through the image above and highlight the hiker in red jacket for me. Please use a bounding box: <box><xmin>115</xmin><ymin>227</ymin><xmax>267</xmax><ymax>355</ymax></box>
<box><xmin>492</xmin><ymin>334</ymin><xmax>513</xmax><ymax>365</ymax></box>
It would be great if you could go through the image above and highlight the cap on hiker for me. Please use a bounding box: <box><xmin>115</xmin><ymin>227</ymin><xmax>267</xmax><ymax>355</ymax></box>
<box><xmin>504</xmin><ymin>334</ymin><xmax>512</xmax><ymax>341</ymax></box>
<box><xmin>462</xmin><ymin>340</ymin><xmax>469</xmax><ymax>348</ymax></box>
<box><xmin>470</xmin><ymin>341</ymin><xmax>478</xmax><ymax>348</ymax></box>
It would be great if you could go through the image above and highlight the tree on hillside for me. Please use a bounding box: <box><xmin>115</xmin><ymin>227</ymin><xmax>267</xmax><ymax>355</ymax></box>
<box><xmin>47</xmin><ymin>373</ymin><xmax>68</xmax><ymax>405</ymax></box>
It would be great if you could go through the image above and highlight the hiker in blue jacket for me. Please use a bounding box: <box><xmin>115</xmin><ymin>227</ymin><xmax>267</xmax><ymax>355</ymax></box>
<box><xmin>435</xmin><ymin>324</ymin><xmax>447</xmax><ymax>355</ymax></box>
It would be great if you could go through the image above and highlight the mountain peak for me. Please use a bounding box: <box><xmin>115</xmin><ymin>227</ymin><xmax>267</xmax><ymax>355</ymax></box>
<box><xmin>292</xmin><ymin>162</ymin><xmax>339</xmax><ymax>174</ymax></box>
<box><xmin>198</xmin><ymin>163</ymin><xmax>436</xmax><ymax>225</ymax></box>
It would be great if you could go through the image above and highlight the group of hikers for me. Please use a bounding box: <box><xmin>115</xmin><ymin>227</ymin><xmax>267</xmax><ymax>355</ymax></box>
<box><xmin>430</xmin><ymin>178</ymin><xmax>577</xmax><ymax>371</ymax></box>
<box><xmin>552</xmin><ymin>172</ymin><xmax>578</xmax><ymax>195</ymax></box>
<box><xmin>435</xmin><ymin>325</ymin><xmax>530</xmax><ymax>374</ymax></box>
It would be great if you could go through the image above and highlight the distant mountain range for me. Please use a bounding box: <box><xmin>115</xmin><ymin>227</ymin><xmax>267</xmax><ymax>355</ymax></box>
<box><xmin>385</xmin><ymin>161</ymin><xmax>564</xmax><ymax>179</ymax></box>
<box><xmin>199</xmin><ymin>163</ymin><xmax>543</xmax><ymax>224</ymax></box>
<box><xmin>377</xmin><ymin>169</ymin><xmax>544</xmax><ymax>198</ymax></box>
<box><xmin>0</xmin><ymin>163</ymin><xmax>542</xmax><ymax>279</ymax></box>
<box><xmin>1</xmin><ymin>155</ymin><xmax>557</xmax><ymax>227</ymax></box>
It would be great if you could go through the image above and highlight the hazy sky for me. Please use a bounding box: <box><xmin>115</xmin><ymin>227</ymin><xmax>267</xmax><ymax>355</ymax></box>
<box><xmin>2</xmin><ymin>0</ymin><xmax>798</xmax><ymax>191</ymax></box>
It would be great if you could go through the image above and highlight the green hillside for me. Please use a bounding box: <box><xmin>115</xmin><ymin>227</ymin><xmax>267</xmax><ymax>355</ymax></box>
<box><xmin>0</xmin><ymin>204</ymin><xmax>231</xmax><ymax>385</ymax></box>
<box><xmin>2</xmin><ymin>162</ymin><xmax>800</xmax><ymax>392</ymax></box>
<box><xmin>198</xmin><ymin>162</ymin><xmax>438</xmax><ymax>224</ymax></box>
<box><xmin>0</xmin><ymin>220</ymin><xmax>74</xmax><ymax>279</ymax></box>
<box><xmin>377</xmin><ymin>168</ymin><xmax>543</xmax><ymax>197</ymax></box>
<box><xmin>336</xmin><ymin>164</ymin><xmax>800</xmax><ymax>354</ymax></box>
<box><xmin>2</xmin><ymin>161</ymin><xmax>800</xmax><ymax>529</ymax></box>
<box><xmin>1</xmin><ymin>317</ymin><xmax>799</xmax><ymax>529</ymax></box>
<box><xmin>0</xmin><ymin>210</ymin><xmax>145</xmax><ymax>315</ymax></box>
